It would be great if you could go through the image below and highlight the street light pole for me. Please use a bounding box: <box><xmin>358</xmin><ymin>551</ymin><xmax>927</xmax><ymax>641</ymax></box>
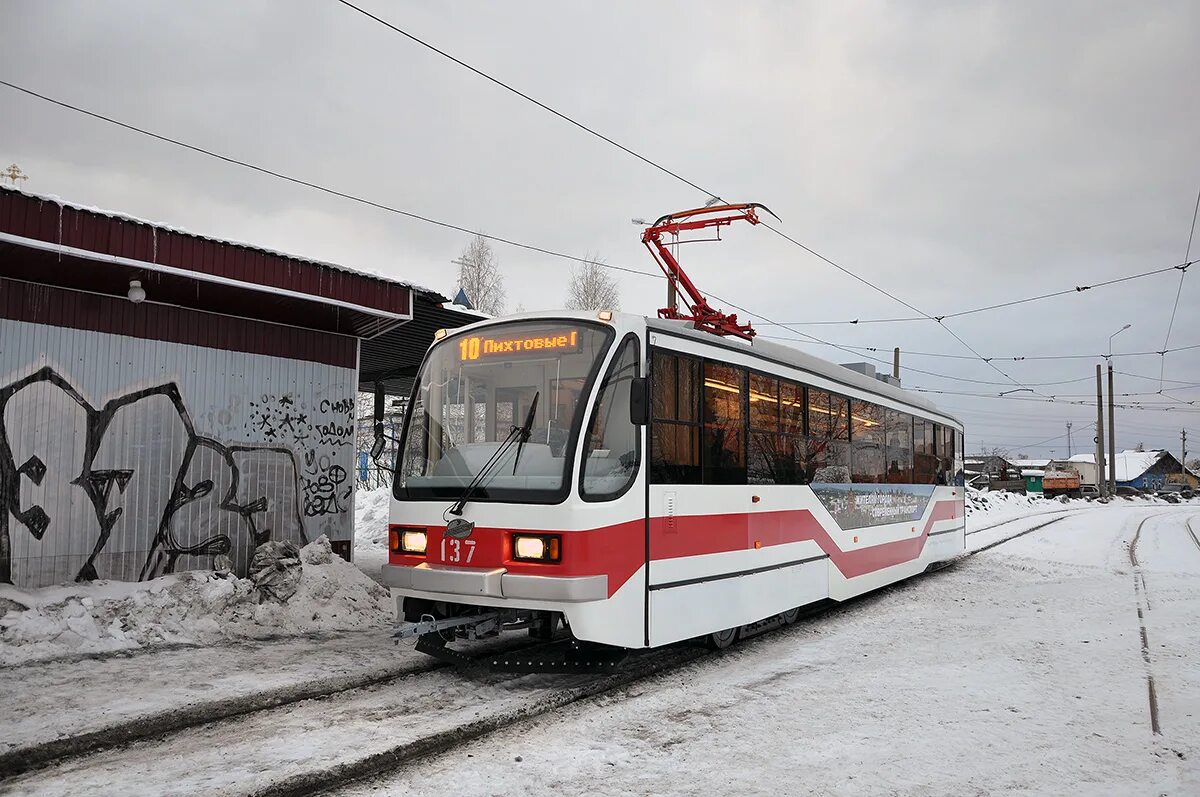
<box><xmin>1108</xmin><ymin>323</ymin><xmax>1131</xmax><ymax>358</ymax></box>
<box><xmin>1105</xmin><ymin>324</ymin><xmax>1129</xmax><ymax>495</ymax></box>
<box><xmin>1108</xmin><ymin>363</ymin><xmax>1116</xmax><ymax>493</ymax></box>
<box><xmin>1095</xmin><ymin>364</ymin><xmax>1106</xmax><ymax>498</ymax></box>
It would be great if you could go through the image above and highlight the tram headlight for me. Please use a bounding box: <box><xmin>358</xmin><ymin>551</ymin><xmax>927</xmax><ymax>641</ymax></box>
<box><xmin>512</xmin><ymin>533</ymin><xmax>561</xmax><ymax>563</ymax></box>
<box><xmin>390</xmin><ymin>525</ymin><xmax>427</xmax><ymax>555</ymax></box>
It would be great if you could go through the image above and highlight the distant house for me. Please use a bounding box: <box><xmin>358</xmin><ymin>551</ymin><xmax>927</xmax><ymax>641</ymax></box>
<box><xmin>964</xmin><ymin>455</ymin><xmax>1019</xmax><ymax>480</ymax></box>
<box><xmin>1066</xmin><ymin>449</ymin><xmax>1194</xmax><ymax>490</ymax></box>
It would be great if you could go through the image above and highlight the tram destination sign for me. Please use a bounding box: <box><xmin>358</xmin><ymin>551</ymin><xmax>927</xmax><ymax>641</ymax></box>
<box><xmin>455</xmin><ymin>328</ymin><xmax>582</xmax><ymax>362</ymax></box>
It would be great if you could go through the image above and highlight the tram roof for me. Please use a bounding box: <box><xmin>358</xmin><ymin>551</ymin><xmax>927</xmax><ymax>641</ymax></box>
<box><xmin>646</xmin><ymin>317</ymin><xmax>962</xmax><ymax>429</ymax></box>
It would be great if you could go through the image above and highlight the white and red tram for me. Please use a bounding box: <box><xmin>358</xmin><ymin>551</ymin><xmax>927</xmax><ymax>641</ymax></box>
<box><xmin>382</xmin><ymin>310</ymin><xmax>966</xmax><ymax>655</ymax></box>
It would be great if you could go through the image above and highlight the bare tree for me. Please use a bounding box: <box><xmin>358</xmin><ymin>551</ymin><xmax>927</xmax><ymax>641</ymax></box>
<box><xmin>453</xmin><ymin>235</ymin><xmax>505</xmax><ymax>315</ymax></box>
<box><xmin>565</xmin><ymin>254</ymin><xmax>620</xmax><ymax>312</ymax></box>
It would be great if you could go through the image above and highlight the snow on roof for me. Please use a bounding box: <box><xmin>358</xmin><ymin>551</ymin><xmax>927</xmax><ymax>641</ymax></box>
<box><xmin>1</xmin><ymin>184</ymin><xmax>447</xmax><ymax>301</ymax></box>
<box><xmin>1010</xmin><ymin>458</ymin><xmax>1051</xmax><ymax>468</ymax></box>
<box><xmin>1067</xmin><ymin>450</ymin><xmax>1168</xmax><ymax>481</ymax></box>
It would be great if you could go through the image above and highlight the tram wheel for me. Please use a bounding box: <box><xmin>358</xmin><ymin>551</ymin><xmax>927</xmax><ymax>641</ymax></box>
<box><xmin>781</xmin><ymin>607</ymin><xmax>801</xmax><ymax>625</ymax></box>
<box><xmin>706</xmin><ymin>626</ymin><xmax>740</xmax><ymax>650</ymax></box>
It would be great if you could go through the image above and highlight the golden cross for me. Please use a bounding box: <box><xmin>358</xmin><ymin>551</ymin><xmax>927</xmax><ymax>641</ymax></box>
<box><xmin>2</xmin><ymin>164</ymin><xmax>28</xmax><ymax>185</ymax></box>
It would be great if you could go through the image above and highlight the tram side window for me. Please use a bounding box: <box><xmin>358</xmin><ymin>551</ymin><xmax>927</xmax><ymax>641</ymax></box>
<box><xmin>650</xmin><ymin>350</ymin><xmax>702</xmax><ymax>484</ymax></box>
<box><xmin>954</xmin><ymin>429</ymin><xmax>965</xmax><ymax>486</ymax></box>
<box><xmin>747</xmin><ymin>373</ymin><xmax>803</xmax><ymax>485</ymax></box>
<box><xmin>581</xmin><ymin>338</ymin><xmax>641</xmax><ymax>500</ymax></box>
<box><xmin>781</xmin><ymin>380</ymin><xmax>806</xmax><ymax>481</ymax></box>
<box><xmin>805</xmin><ymin>388</ymin><xmax>829</xmax><ymax>483</ymax></box>
<box><xmin>885</xmin><ymin>408</ymin><xmax>914</xmax><ymax>483</ymax></box>
<box><xmin>850</xmin><ymin>400</ymin><xmax>885</xmax><ymax>483</ymax></box>
<box><xmin>931</xmin><ymin>424</ymin><xmax>948</xmax><ymax>484</ymax></box>
<box><xmin>704</xmin><ymin>362</ymin><xmax>747</xmax><ymax>484</ymax></box>
<box><xmin>828</xmin><ymin>393</ymin><xmax>851</xmax><ymax>481</ymax></box>
<box><xmin>939</xmin><ymin>424</ymin><xmax>955</xmax><ymax>485</ymax></box>
<box><xmin>806</xmin><ymin>389</ymin><xmax>850</xmax><ymax>483</ymax></box>
<box><xmin>913</xmin><ymin>417</ymin><xmax>936</xmax><ymax>484</ymax></box>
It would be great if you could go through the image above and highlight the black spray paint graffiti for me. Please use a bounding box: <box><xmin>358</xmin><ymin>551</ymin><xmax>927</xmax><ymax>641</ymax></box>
<box><xmin>248</xmin><ymin>395</ymin><xmax>354</xmax><ymax>521</ymax></box>
<box><xmin>0</xmin><ymin>367</ymin><xmax>308</xmax><ymax>585</ymax></box>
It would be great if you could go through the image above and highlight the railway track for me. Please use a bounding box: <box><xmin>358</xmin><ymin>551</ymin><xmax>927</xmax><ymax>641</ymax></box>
<box><xmin>1186</xmin><ymin>516</ymin><xmax>1200</xmax><ymax>554</ymax></box>
<box><xmin>1125</xmin><ymin>509</ymin><xmax>1200</xmax><ymax>740</ymax></box>
<box><xmin>0</xmin><ymin>509</ymin><xmax>1111</xmax><ymax>797</ymax></box>
<box><xmin>0</xmin><ymin>631</ymin><xmax>564</xmax><ymax>781</ymax></box>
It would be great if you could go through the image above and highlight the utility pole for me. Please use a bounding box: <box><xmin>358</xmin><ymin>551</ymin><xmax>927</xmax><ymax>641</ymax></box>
<box><xmin>1184</xmin><ymin>429</ymin><xmax>1189</xmax><ymax>477</ymax></box>
<box><xmin>1095</xmin><ymin>364</ymin><xmax>1106</xmax><ymax>497</ymax></box>
<box><xmin>893</xmin><ymin>348</ymin><xmax>901</xmax><ymax>383</ymax></box>
<box><xmin>1066</xmin><ymin>422</ymin><xmax>1073</xmax><ymax>458</ymax></box>
<box><xmin>1107</xmin><ymin>363</ymin><xmax>1116</xmax><ymax>493</ymax></box>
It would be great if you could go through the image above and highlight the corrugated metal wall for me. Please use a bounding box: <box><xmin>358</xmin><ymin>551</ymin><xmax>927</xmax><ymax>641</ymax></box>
<box><xmin>0</xmin><ymin>318</ymin><xmax>357</xmax><ymax>589</ymax></box>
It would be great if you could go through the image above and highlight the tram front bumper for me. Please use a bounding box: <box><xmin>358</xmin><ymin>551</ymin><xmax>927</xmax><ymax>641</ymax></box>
<box><xmin>381</xmin><ymin>563</ymin><xmax>608</xmax><ymax>602</ymax></box>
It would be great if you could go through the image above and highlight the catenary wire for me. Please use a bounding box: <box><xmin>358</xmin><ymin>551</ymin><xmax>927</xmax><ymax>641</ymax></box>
<box><xmin>5</xmin><ymin>78</ymin><xmax>1194</xmax><ymax>417</ymax></box>
<box><xmin>774</xmin><ymin>259</ymin><xmax>1194</xmax><ymax>325</ymax></box>
<box><xmin>0</xmin><ymin>78</ymin><xmax>668</xmax><ymax>283</ymax></box>
<box><xmin>1159</xmin><ymin>183</ymin><xmax>1200</xmax><ymax>390</ymax></box>
<box><xmin>327</xmin><ymin>4</ymin><xmax>1042</xmax><ymax>394</ymax></box>
<box><xmin>2</xmin><ymin>76</ymin><xmax>1157</xmax><ymax>395</ymax></box>
<box><xmin>333</xmin><ymin>0</ymin><xmax>721</xmax><ymax>200</ymax></box>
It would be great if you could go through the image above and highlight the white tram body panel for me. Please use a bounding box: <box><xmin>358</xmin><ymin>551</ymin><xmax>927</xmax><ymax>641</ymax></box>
<box><xmin>383</xmin><ymin>312</ymin><xmax>965</xmax><ymax>650</ymax></box>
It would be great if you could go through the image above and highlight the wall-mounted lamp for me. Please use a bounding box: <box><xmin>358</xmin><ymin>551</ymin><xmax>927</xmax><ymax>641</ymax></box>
<box><xmin>127</xmin><ymin>279</ymin><xmax>146</xmax><ymax>304</ymax></box>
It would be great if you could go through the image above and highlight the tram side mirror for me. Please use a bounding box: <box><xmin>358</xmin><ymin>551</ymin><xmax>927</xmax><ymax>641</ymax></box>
<box><xmin>370</xmin><ymin>381</ymin><xmax>388</xmax><ymax>463</ymax></box>
<box><xmin>629</xmin><ymin>377</ymin><xmax>648</xmax><ymax>426</ymax></box>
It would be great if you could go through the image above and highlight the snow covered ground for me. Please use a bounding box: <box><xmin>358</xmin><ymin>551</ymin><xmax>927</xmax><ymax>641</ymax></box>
<box><xmin>339</xmin><ymin>505</ymin><xmax>1200</xmax><ymax>797</ymax></box>
<box><xmin>2</xmin><ymin>492</ymin><xmax>1198</xmax><ymax>795</ymax></box>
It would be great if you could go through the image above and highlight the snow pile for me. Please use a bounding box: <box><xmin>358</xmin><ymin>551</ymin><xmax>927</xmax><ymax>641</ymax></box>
<box><xmin>0</xmin><ymin>536</ymin><xmax>393</xmax><ymax>666</ymax></box>
<box><xmin>964</xmin><ymin>487</ymin><xmax>1059</xmax><ymax>516</ymax></box>
<box><xmin>354</xmin><ymin>487</ymin><xmax>393</xmax><ymax>582</ymax></box>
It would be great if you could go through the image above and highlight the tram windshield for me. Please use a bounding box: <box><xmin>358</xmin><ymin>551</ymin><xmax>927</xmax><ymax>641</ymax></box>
<box><xmin>395</xmin><ymin>320</ymin><xmax>615</xmax><ymax>503</ymax></box>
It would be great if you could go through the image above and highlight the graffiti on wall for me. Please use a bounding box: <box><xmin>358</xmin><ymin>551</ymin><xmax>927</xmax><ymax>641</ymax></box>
<box><xmin>0</xmin><ymin>366</ymin><xmax>351</xmax><ymax>585</ymax></box>
<box><xmin>246</xmin><ymin>394</ymin><xmax>354</xmax><ymax>520</ymax></box>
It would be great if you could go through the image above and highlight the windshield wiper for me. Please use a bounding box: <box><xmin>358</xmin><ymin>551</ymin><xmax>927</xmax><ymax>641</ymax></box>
<box><xmin>446</xmin><ymin>391</ymin><xmax>540</xmax><ymax>516</ymax></box>
<box><xmin>512</xmin><ymin>391</ymin><xmax>539</xmax><ymax>475</ymax></box>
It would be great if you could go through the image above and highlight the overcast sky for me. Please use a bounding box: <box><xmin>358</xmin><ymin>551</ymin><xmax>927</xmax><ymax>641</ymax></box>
<box><xmin>2</xmin><ymin>0</ymin><xmax>1198</xmax><ymax>457</ymax></box>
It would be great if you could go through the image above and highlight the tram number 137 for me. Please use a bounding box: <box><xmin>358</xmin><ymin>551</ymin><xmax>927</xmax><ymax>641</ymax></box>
<box><xmin>441</xmin><ymin>538</ymin><xmax>476</xmax><ymax>564</ymax></box>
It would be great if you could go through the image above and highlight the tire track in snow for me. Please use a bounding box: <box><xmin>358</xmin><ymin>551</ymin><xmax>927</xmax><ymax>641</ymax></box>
<box><xmin>1129</xmin><ymin>512</ymin><xmax>1165</xmax><ymax>736</ymax></box>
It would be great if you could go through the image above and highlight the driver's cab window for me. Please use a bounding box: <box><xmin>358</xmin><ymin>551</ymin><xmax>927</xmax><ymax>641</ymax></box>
<box><xmin>581</xmin><ymin>338</ymin><xmax>641</xmax><ymax>500</ymax></box>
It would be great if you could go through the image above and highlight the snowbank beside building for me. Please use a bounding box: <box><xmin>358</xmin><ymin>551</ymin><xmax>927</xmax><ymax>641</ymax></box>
<box><xmin>0</xmin><ymin>536</ymin><xmax>392</xmax><ymax>666</ymax></box>
<box><xmin>354</xmin><ymin>487</ymin><xmax>392</xmax><ymax>583</ymax></box>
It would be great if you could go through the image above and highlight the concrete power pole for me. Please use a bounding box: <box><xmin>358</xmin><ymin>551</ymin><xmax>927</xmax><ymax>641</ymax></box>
<box><xmin>1066</xmin><ymin>422</ymin><xmax>1073</xmax><ymax>458</ymax></box>
<box><xmin>1095</xmin><ymin>364</ymin><xmax>1106</xmax><ymax>497</ymax></box>
<box><xmin>1184</xmin><ymin>429</ymin><xmax>1189</xmax><ymax>477</ymax></box>
<box><xmin>1107</xmin><ymin>363</ymin><xmax>1116</xmax><ymax>493</ymax></box>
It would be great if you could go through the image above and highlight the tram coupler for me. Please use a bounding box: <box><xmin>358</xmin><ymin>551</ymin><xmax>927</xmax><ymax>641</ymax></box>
<box><xmin>393</xmin><ymin>611</ymin><xmax>500</xmax><ymax>641</ymax></box>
